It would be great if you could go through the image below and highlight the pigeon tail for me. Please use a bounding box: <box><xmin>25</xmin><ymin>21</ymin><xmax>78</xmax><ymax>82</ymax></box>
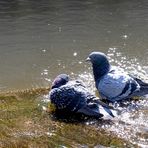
<box><xmin>134</xmin><ymin>86</ymin><xmax>148</xmax><ymax>97</ymax></box>
<box><xmin>102</xmin><ymin>106</ymin><xmax>115</xmax><ymax>117</ymax></box>
<box><xmin>77</xmin><ymin>106</ymin><xmax>103</xmax><ymax>118</ymax></box>
<box><xmin>132</xmin><ymin>77</ymin><xmax>148</xmax><ymax>96</ymax></box>
<box><xmin>92</xmin><ymin>98</ymin><xmax>115</xmax><ymax>117</ymax></box>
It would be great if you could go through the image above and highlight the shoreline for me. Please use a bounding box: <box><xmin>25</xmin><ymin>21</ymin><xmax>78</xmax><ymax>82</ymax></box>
<box><xmin>0</xmin><ymin>87</ymin><xmax>50</xmax><ymax>96</ymax></box>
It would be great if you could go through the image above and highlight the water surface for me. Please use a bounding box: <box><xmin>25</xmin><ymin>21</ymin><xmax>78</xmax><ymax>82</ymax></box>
<box><xmin>0</xmin><ymin>0</ymin><xmax>148</xmax><ymax>91</ymax></box>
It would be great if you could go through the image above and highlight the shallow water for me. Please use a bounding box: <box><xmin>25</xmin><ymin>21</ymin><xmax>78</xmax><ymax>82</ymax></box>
<box><xmin>0</xmin><ymin>0</ymin><xmax>148</xmax><ymax>147</ymax></box>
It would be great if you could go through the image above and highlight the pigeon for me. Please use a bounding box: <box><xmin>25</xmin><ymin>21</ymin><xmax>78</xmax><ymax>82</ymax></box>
<box><xmin>86</xmin><ymin>51</ymin><xmax>148</xmax><ymax>102</ymax></box>
<box><xmin>49</xmin><ymin>74</ymin><xmax>114</xmax><ymax>118</ymax></box>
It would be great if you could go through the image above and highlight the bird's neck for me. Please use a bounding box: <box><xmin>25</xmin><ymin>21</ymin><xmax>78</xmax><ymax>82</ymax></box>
<box><xmin>92</xmin><ymin>62</ymin><xmax>110</xmax><ymax>82</ymax></box>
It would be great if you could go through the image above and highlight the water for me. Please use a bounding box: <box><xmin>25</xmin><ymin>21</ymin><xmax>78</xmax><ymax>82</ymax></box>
<box><xmin>0</xmin><ymin>0</ymin><xmax>148</xmax><ymax>91</ymax></box>
<box><xmin>0</xmin><ymin>0</ymin><xmax>148</xmax><ymax>147</ymax></box>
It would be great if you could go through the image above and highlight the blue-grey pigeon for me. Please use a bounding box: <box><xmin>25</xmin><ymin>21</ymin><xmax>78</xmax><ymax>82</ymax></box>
<box><xmin>49</xmin><ymin>74</ymin><xmax>114</xmax><ymax>118</ymax></box>
<box><xmin>86</xmin><ymin>51</ymin><xmax>148</xmax><ymax>102</ymax></box>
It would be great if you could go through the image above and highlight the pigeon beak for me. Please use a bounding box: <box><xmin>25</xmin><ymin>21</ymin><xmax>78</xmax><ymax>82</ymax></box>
<box><xmin>86</xmin><ymin>57</ymin><xmax>90</xmax><ymax>62</ymax></box>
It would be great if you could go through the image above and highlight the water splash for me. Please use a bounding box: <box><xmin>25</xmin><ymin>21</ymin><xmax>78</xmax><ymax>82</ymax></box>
<box><xmin>106</xmin><ymin>48</ymin><xmax>148</xmax><ymax>147</ymax></box>
<box><xmin>41</xmin><ymin>48</ymin><xmax>148</xmax><ymax>147</ymax></box>
<box><xmin>75</xmin><ymin>48</ymin><xmax>148</xmax><ymax>146</ymax></box>
<box><xmin>107</xmin><ymin>47</ymin><xmax>148</xmax><ymax>82</ymax></box>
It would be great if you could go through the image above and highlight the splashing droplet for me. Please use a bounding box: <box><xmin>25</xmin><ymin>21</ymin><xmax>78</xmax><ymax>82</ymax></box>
<box><xmin>73</xmin><ymin>52</ymin><xmax>77</xmax><ymax>57</ymax></box>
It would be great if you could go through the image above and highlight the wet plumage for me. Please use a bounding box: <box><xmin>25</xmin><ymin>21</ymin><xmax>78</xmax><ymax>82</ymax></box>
<box><xmin>87</xmin><ymin>52</ymin><xmax>148</xmax><ymax>102</ymax></box>
<box><xmin>49</xmin><ymin>74</ymin><xmax>114</xmax><ymax>118</ymax></box>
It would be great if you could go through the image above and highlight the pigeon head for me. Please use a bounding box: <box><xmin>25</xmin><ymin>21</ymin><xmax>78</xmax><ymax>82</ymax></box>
<box><xmin>51</xmin><ymin>74</ymin><xmax>69</xmax><ymax>89</ymax></box>
<box><xmin>86</xmin><ymin>52</ymin><xmax>108</xmax><ymax>65</ymax></box>
<box><xmin>86</xmin><ymin>52</ymin><xmax>110</xmax><ymax>80</ymax></box>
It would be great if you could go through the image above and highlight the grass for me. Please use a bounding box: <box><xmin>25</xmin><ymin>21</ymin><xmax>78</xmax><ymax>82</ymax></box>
<box><xmin>0</xmin><ymin>88</ymin><xmax>137</xmax><ymax>148</ymax></box>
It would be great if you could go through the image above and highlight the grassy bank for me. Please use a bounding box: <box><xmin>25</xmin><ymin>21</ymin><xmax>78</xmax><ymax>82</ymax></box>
<box><xmin>0</xmin><ymin>88</ymin><xmax>137</xmax><ymax>148</ymax></box>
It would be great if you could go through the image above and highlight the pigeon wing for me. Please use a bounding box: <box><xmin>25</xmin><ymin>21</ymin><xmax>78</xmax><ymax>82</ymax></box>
<box><xmin>97</xmin><ymin>70</ymin><xmax>138</xmax><ymax>101</ymax></box>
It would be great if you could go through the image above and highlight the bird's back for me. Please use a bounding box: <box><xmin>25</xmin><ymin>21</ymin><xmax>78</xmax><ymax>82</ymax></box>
<box><xmin>49</xmin><ymin>82</ymin><xmax>87</xmax><ymax>111</ymax></box>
